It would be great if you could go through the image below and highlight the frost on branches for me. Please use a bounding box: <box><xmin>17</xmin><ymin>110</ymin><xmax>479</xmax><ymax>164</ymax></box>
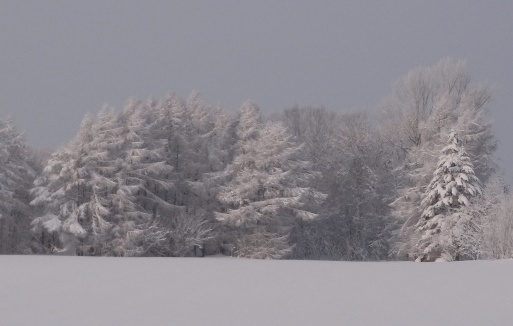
<box><xmin>414</xmin><ymin>131</ymin><xmax>481</xmax><ymax>262</ymax></box>
<box><xmin>215</xmin><ymin>102</ymin><xmax>326</xmax><ymax>259</ymax></box>
<box><xmin>384</xmin><ymin>59</ymin><xmax>497</xmax><ymax>260</ymax></box>
<box><xmin>0</xmin><ymin>119</ymin><xmax>35</xmax><ymax>254</ymax></box>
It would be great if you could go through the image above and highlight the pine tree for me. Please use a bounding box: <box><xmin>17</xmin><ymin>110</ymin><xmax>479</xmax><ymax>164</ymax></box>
<box><xmin>413</xmin><ymin>131</ymin><xmax>481</xmax><ymax>261</ymax></box>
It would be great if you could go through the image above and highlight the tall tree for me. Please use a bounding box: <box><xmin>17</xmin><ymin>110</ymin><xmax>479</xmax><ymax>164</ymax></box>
<box><xmin>473</xmin><ymin>174</ymin><xmax>513</xmax><ymax>259</ymax></box>
<box><xmin>0</xmin><ymin>119</ymin><xmax>35</xmax><ymax>254</ymax></box>
<box><xmin>413</xmin><ymin>131</ymin><xmax>481</xmax><ymax>261</ymax></box>
<box><xmin>384</xmin><ymin>59</ymin><xmax>497</xmax><ymax>259</ymax></box>
<box><xmin>32</xmin><ymin>104</ymin><xmax>178</xmax><ymax>256</ymax></box>
<box><xmin>216</xmin><ymin>102</ymin><xmax>325</xmax><ymax>259</ymax></box>
<box><xmin>280</xmin><ymin>108</ymin><xmax>396</xmax><ymax>260</ymax></box>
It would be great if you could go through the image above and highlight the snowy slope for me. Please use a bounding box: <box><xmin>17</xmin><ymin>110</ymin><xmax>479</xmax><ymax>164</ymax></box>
<box><xmin>1</xmin><ymin>256</ymin><xmax>512</xmax><ymax>326</ymax></box>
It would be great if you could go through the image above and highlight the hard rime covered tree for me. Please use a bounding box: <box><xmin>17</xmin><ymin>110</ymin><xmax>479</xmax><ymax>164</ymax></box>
<box><xmin>328</xmin><ymin>113</ymin><xmax>396</xmax><ymax>260</ymax></box>
<box><xmin>311</xmin><ymin>113</ymin><xmax>395</xmax><ymax>260</ymax></box>
<box><xmin>280</xmin><ymin>108</ymin><xmax>396</xmax><ymax>260</ymax></box>
<box><xmin>136</xmin><ymin>93</ymin><xmax>231</xmax><ymax>257</ymax></box>
<box><xmin>0</xmin><ymin>119</ymin><xmax>35</xmax><ymax>254</ymax></box>
<box><xmin>483</xmin><ymin>193</ymin><xmax>513</xmax><ymax>259</ymax></box>
<box><xmin>147</xmin><ymin>93</ymin><xmax>227</xmax><ymax>255</ymax></box>
<box><xmin>104</xmin><ymin>102</ymin><xmax>179</xmax><ymax>256</ymax></box>
<box><xmin>385</xmin><ymin>59</ymin><xmax>497</xmax><ymax>258</ymax></box>
<box><xmin>413</xmin><ymin>131</ymin><xmax>481</xmax><ymax>262</ymax></box>
<box><xmin>31</xmin><ymin>93</ymin><xmax>223</xmax><ymax>256</ymax></box>
<box><xmin>279</xmin><ymin>106</ymin><xmax>341</xmax><ymax>259</ymax></box>
<box><xmin>22</xmin><ymin>70</ymin><xmax>502</xmax><ymax>261</ymax></box>
<box><xmin>471</xmin><ymin>174</ymin><xmax>513</xmax><ymax>259</ymax></box>
<box><xmin>31</xmin><ymin>104</ymin><xmax>178</xmax><ymax>256</ymax></box>
<box><xmin>150</xmin><ymin>93</ymin><xmax>227</xmax><ymax>210</ymax></box>
<box><xmin>31</xmin><ymin>143</ymin><xmax>85</xmax><ymax>254</ymax></box>
<box><xmin>215</xmin><ymin>102</ymin><xmax>325</xmax><ymax>259</ymax></box>
<box><xmin>281</xmin><ymin>106</ymin><xmax>339</xmax><ymax>171</ymax></box>
<box><xmin>31</xmin><ymin>109</ymin><xmax>119</xmax><ymax>254</ymax></box>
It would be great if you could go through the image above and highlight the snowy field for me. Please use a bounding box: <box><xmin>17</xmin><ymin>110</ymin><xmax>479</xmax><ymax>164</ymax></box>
<box><xmin>1</xmin><ymin>256</ymin><xmax>512</xmax><ymax>326</ymax></box>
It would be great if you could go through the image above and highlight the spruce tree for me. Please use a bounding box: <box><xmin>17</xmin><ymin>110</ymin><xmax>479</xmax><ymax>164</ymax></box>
<box><xmin>414</xmin><ymin>131</ymin><xmax>481</xmax><ymax>261</ymax></box>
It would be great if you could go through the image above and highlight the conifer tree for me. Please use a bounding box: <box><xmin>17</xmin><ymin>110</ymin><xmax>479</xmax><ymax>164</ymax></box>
<box><xmin>216</xmin><ymin>102</ymin><xmax>325</xmax><ymax>259</ymax></box>
<box><xmin>0</xmin><ymin>119</ymin><xmax>35</xmax><ymax>253</ymax></box>
<box><xmin>413</xmin><ymin>131</ymin><xmax>481</xmax><ymax>261</ymax></box>
<box><xmin>31</xmin><ymin>110</ymin><xmax>117</xmax><ymax>254</ymax></box>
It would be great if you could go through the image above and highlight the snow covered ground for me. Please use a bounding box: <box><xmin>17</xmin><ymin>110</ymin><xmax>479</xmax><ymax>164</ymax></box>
<box><xmin>1</xmin><ymin>256</ymin><xmax>512</xmax><ymax>325</ymax></box>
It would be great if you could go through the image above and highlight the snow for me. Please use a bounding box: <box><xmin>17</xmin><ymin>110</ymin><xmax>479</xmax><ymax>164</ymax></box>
<box><xmin>1</xmin><ymin>256</ymin><xmax>512</xmax><ymax>325</ymax></box>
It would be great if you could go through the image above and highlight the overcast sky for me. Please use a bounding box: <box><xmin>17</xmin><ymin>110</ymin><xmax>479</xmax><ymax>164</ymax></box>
<box><xmin>1</xmin><ymin>1</ymin><xmax>512</xmax><ymax>178</ymax></box>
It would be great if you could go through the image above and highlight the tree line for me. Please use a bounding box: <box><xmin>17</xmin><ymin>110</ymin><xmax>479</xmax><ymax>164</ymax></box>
<box><xmin>1</xmin><ymin>58</ymin><xmax>511</xmax><ymax>261</ymax></box>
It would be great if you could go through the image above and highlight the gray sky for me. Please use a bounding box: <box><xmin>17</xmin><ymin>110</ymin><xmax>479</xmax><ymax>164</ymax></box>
<box><xmin>1</xmin><ymin>1</ymin><xmax>512</xmax><ymax>178</ymax></box>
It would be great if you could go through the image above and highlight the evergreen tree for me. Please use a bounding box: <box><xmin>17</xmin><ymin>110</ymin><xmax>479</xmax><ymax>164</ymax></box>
<box><xmin>413</xmin><ymin>131</ymin><xmax>481</xmax><ymax>261</ymax></box>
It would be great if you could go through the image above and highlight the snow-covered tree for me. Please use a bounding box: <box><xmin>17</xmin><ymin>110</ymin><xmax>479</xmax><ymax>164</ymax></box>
<box><xmin>31</xmin><ymin>93</ymin><xmax>227</xmax><ymax>256</ymax></box>
<box><xmin>31</xmin><ymin>109</ymin><xmax>116</xmax><ymax>254</ymax></box>
<box><xmin>332</xmin><ymin>113</ymin><xmax>397</xmax><ymax>260</ymax></box>
<box><xmin>150</xmin><ymin>92</ymin><xmax>227</xmax><ymax>212</ymax></box>
<box><xmin>281</xmin><ymin>106</ymin><xmax>339</xmax><ymax>171</ymax></box>
<box><xmin>280</xmin><ymin>108</ymin><xmax>398</xmax><ymax>260</ymax></box>
<box><xmin>0</xmin><ymin>119</ymin><xmax>35</xmax><ymax>254</ymax></box>
<box><xmin>31</xmin><ymin>103</ymin><xmax>177</xmax><ymax>256</ymax></box>
<box><xmin>413</xmin><ymin>131</ymin><xmax>481</xmax><ymax>261</ymax></box>
<box><xmin>385</xmin><ymin>59</ymin><xmax>497</xmax><ymax>259</ymax></box>
<box><xmin>147</xmin><ymin>93</ymin><xmax>227</xmax><ymax>255</ymax></box>
<box><xmin>166</xmin><ymin>211</ymin><xmax>213</xmax><ymax>257</ymax></box>
<box><xmin>472</xmin><ymin>175</ymin><xmax>513</xmax><ymax>259</ymax></box>
<box><xmin>483</xmin><ymin>194</ymin><xmax>513</xmax><ymax>259</ymax></box>
<box><xmin>216</xmin><ymin>102</ymin><xmax>325</xmax><ymax>259</ymax></box>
